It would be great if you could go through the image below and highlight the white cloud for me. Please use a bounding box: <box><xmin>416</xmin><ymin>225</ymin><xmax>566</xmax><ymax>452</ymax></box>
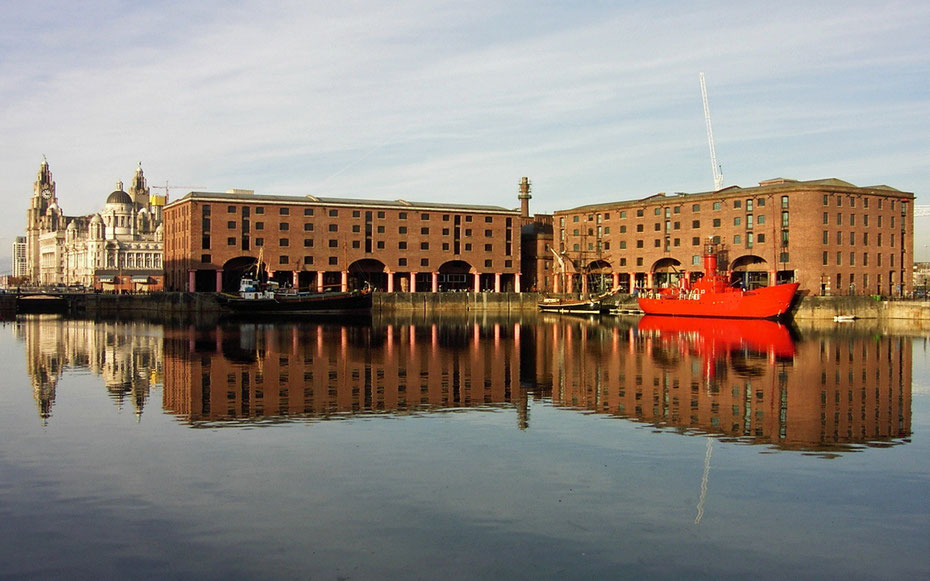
<box><xmin>1</xmin><ymin>0</ymin><xmax>928</xmax><ymax>268</ymax></box>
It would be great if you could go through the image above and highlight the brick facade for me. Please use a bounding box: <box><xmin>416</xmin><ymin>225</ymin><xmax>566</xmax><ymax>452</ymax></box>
<box><xmin>552</xmin><ymin>178</ymin><xmax>915</xmax><ymax>297</ymax></box>
<box><xmin>163</xmin><ymin>191</ymin><xmax>524</xmax><ymax>293</ymax></box>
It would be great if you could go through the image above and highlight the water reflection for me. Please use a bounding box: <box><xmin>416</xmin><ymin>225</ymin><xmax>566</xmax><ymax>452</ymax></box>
<box><xmin>163</xmin><ymin>320</ymin><xmax>528</xmax><ymax>427</ymax></box>
<box><xmin>14</xmin><ymin>315</ymin><xmax>163</xmax><ymax>423</ymax></box>
<box><xmin>536</xmin><ymin>316</ymin><xmax>911</xmax><ymax>452</ymax></box>
<box><xmin>15</xmin><ymin>315</ymin><xmax>912</xmax><ymax>452</ymax></box>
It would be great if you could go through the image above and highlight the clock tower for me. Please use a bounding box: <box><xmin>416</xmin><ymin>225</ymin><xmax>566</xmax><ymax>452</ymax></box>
<box><xmin>25</xmin><ymin>156</ymin><xmax>57</xmax><ymax>283</ymax></box>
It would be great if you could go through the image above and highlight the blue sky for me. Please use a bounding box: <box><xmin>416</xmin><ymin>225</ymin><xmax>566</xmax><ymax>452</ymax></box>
<box><xmin>1</xmin><ymin>0</ymin><xmax>927</xmax><ymax>271</ymax></box>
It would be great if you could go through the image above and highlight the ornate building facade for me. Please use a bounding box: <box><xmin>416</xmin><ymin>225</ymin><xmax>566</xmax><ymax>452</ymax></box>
<box><xmin>25</xmin><ymin>158</ymin><xmax>165</xmax><ymax>290</ymax></box>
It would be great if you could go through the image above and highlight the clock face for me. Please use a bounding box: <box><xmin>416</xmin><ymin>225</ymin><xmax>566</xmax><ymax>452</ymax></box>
<box><xmin>41</xmin><ymin>188</ymin><xmax>51</xmax><ymax>199</ymax></box>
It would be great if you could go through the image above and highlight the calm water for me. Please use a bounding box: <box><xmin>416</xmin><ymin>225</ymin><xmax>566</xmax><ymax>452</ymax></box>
<box><xmin>1</xmin><ymin>313</ymin><xmax>927</xmax><ymax>580</ymax></box>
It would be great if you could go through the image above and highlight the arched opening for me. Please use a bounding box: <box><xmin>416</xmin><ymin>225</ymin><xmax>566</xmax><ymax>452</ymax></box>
<box><xmin>651</xmin><ymin>258</ymin><xmax>682</xmax><ymax>288</ymax></box>
<box><xmin>585</xmin><ymin>260</ymin><xmax>613</xmax><ymax>294</ymax></box>
<box><xmin>438</xmin><ymin>260</ymin><xmax>474</xmax><ymax>292</ymax></box>
<box><xmin>729</xmin><ymin>255</ymin><xmax>769</xmax><ymax>289</ymax></box>
<box><xmin>348</xmin><ymin>259</ymin><xmax>387</xmax><ymax>291</ymax></box>
<box><xmin>221</xmin><ymin>256</ymin><xmax>264</xmax><ymax>293</ymax></box>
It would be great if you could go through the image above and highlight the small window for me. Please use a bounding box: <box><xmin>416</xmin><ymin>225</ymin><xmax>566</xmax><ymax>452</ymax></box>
<box><xmin>328</xmin><ymin>209</ymin><xmax>338</xmax><ymax>217</ymax></box>
<box><xmin>279</xmin><ymin>255</ymin><xmax>289</xmax><ymax>264</ymax></box>
<box><xmin>399</xmin><ymin>212</ymin><xmax>407</xmax><ymax>220</ymax></box>
<box><xmin>279</xmin><ymin>238</ymin><xmax>289</xmax><ymax>247</ymax></box>
<box><xmin>421</xmin><ymin>213</ymin><xmax>430</xmax><ymax>220</ymax></box>
<box><xmin>692</xmin><ymin>220</ymin><xmax>700</xmax><ymax>228</ymax></box>
<box><xmin>328</xmin><ymin>239</ymin><xmax>338</xmax><ymax>248</ymax></box>
<box><xmin>227</xmin><ymin>221</ymin><xmax>236</xmax><ymax>229</ymax></box>
<box><xmin>328</xmin><ymin>256</ymin><xmax>338</xmax><ymax>265</ymax></box>
<box><xmin>255</xmin><ymin>207</ymin><xmax>264</xmax><ymax>214</ymax></box>
<box><xmin>280</xmin><ymin>223</ymin><xmax>289</xmax><ymax>231</ymax></box>
<box><xmin>201</xmin><ymin>254</ymin><xmax>211</xmax><ymax>263</ymax></box>
<box><xmin>228</xmin><ymin>205</ymin><xmax>236</xmax><ymax>213</ymax></box>
<box><xmin>420</xmin><ymin>242</ymin><xmax>429</xmax><ymax>250</ymax></box>
<box><xmin>304</xmin><ymin>208</ymin><xmax>314</xmax><ymax>216</ymax></box>
<box><xmin>280</xmin><ymin>207</ymin><xmax>289</xmax><ymax>215</ymax></box>
<box><xmin>304</xmin><ymin>223</ymin><xmax>313</xmax><ymax>231</ymax></box>
<box><xmin>352</xmin><ymin>210</ymin><xmax>361</xmax><ymax>218</ymax></box>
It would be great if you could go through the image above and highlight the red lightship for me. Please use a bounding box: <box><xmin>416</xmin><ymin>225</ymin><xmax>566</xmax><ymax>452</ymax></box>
<box><xmin>637</xmin><ymin>242</ymin><xmax>798</xmax><ymax>319</ymax></box>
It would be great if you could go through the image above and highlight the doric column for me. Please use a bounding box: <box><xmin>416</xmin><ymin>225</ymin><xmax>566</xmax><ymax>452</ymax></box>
<box><xmin>188</xmin><ymin>269</ymin><xmax>195</xmax><ymax>292</ymax></box>
<box><xmin>432</xmin><ymin>272</ymin><xmax>439</xmax><ymax>293</ymax></box>
<box><xmin>215</xmin><ymin>269</ymin><xmax>223</xmax><ymax>293</ymax></box>
<box><xmin>515</xmin><ymin>273</ymin><xmax>521</xmax><ymax>293</ymax></box>
<box><xmin>581</xmin><ymin>273</ymin><xmax>588</xmax><ymax>294</ymax></box>
<box><xmin>409</xmin><ymin>272</ymin><xmax>416</xmax><ymax>293</ymax></box>
<box><xmin>341</xmin><ymin>270</ymin><xmax>348</xmax><ymax>292</ymax></box>
<box><xmin>473</xmin><ymin>272</ymin><xmax>480</xmax><ymax>293</ymax></box>
<box><xmin>553</xmin><ymin>273</ymin><xmax>560</xmax><ymax>294</ymax></box>
<box><xmin>494</xmin><ymin>273</ymin><xmax>501</xmax><ymax>293</ymax></box>
<box><xmin>628</xmin><ymin>271</ymin><xmax>636</xmax><ymax>291</ymax></box>
<box><xmin>612</xmin><ymin>272</ymin><xmax>619</xmax><ymax>291</ymax></box>
<box><xmin>316</xmin><ymin>271</ymin><xmax>324</xmax><ymax>292</ymax></box>
<box><xmin>293</xmin><ymin>271</ymin><xmax>299</xmax><ymax>289</ymax></box>
<box><xmin>386</xmin><ymin>270</ymin><xmax>394</xmax><ymax>293</ymax></box>
<box><xmin>646</xmin><ymin>272</ymin><xmax>654</xmax><ymax>288</ymax></box>
<box><xmin>768</xmin><ymin>269</ymin><xmax>777</xmax><ymax>287</ymax></box>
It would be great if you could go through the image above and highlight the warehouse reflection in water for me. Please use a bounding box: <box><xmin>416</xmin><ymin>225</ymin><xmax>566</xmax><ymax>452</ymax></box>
<box><xmin>19</xmin><ymin>315</ymin><xmax>912</xmax><ymax>452</ymax></box>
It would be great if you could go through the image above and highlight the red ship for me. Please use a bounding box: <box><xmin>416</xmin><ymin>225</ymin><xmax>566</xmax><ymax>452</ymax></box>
<box><xmin>637</xmin><ymin>242</ymin><xmax>799</xmax><ymax>319</ymax></box>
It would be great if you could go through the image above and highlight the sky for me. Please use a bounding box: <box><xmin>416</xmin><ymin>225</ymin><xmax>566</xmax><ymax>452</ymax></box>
<box><xmin>1</xmin><ymin>0</ymin><xmax>928</xmax><ymax>272</ymax></box>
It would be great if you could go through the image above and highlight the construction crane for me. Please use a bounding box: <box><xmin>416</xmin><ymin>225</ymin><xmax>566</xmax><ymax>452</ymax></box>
<box><xmin>150</xmin><ymin>181</ymin><xmax>205</xmax><ymax>201</ymax></box>
<box><xmin>700</xmin><ymin>72</ymin><xmax>724</xmax><ymax>191</ymax></box>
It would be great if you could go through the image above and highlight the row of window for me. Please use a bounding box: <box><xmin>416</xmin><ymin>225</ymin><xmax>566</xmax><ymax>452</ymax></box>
<box><xmin>822</xmin><ymin>252</ymin><xmax>897</xmax><ymax>267</ymax></box>
<box><xmin>204</xmin><ymin>204</ymin><xmax>504</xmax><ymax>223</ymax></box>
<box><xmin>201</xmin><ymin>234</ymin><xmax>510</xmax><ymax>255</ymax></box>
<box><xmin>823</xmin><ymin>194</ymin><xmax>908</xmax><ymax>213</ymax></box>
<box><xmin>559</xmin><ymin>196</ymin><xmax>789</xmax><ymax>225</ymax></box>
<box><xmin>822</xmin><ymin>212</ymin><xmax>903</xmax><ymax>229</ymax></box>
<box><xmin>561</xmin><ymin>212</ymin><xmax>788</xmax><ymax>238</ymax></box>
<box><xmin>823</xmin><ymin>231</ymin><xmax>896</xmax><ymax>247</ymax></box>
<box><xmin>588</xmin><ymin>252</ymin><xmax>792</xmax><ymax>269</ymax></box>
<box><xmin>204</xmin><ymin>219</ymin><xmax>500</xmax><ymax>238</ymax></box>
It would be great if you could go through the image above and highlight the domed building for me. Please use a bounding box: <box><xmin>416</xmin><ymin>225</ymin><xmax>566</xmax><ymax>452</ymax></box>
<box><xmin>25</xmin><ymin>159</ymin><xmax>165</xmax><ymax>291</ymax></box>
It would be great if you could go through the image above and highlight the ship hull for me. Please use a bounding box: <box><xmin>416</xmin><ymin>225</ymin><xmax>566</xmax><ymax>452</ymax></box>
<box><xmin>220</xmin><ymin>290</ymin><xmax>373</xmax><ymax>315</ymax></box>
<box><xmin>637</xmin><ymin>282</ymin><xmax>798</xmax><ymax>319</ymax></box>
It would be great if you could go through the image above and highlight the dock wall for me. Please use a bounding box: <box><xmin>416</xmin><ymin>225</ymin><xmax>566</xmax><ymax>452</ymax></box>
<box><xmin>6</xmin><ymin>292</ymin><xmax>930</xmax><ymax>322</ymax></box>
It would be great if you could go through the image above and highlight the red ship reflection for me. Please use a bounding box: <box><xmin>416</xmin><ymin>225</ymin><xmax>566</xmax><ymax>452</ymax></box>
<box><xmin>637</xmin><ymin>316</ymin><xmax>796</xmax><ymax>363</ymax></box>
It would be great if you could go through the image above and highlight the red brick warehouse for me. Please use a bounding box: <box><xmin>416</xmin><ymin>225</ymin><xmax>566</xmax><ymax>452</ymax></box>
<box><xmin>163</xmin><ymin>189</ymin><xmax>526</xmax><ymax>293</ymax></box>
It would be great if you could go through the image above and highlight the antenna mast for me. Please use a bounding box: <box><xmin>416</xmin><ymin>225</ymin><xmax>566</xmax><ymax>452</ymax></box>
<box><xmin>700</xmin><ymin>73</ymin><xmax>724</xmax><ymax>191</ymax></box>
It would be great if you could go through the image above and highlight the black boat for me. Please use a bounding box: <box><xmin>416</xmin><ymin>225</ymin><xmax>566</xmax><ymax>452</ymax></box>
<box><xmin>219</xmin><ymin>276</ymin><xmax>373</xmax><ymax>315</ymax></box>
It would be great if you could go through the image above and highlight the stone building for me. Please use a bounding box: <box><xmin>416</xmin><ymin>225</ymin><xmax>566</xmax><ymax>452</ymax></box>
<box><xmin>551</xmin><ymin>178</ymin><xmax>915</xmax><ymax>297</ymax></box>
<box><xmin>163</xmin><ymin>189</ymin><xmax>526</xmax><ymax>293</ymax></box>
<box><xmin>24</xmin><ymin>158</ymin><xmax>165</xmax><ymax>290</ymax></box>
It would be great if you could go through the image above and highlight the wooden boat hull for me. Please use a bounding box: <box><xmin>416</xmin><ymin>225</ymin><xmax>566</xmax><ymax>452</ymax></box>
<box><xmin>637</xmin><ymin>282</ymin><xmax>798</xmax><ymax>319</ymax></box>
<box><xmin>220</xmin><ymin>290</ymin><xmax>373</xmax><ymax>315</ymax></box>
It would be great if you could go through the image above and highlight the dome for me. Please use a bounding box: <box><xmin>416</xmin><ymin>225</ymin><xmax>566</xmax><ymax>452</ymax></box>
<box><xmin>107</xmin><ymin>190</ymin><xmax>133</xmax><ymax>205</ymax></box>
<box><xmin>90</xmin><ymin>213</ymin><xmax>104</xmax><ymax>224</ymax></box>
